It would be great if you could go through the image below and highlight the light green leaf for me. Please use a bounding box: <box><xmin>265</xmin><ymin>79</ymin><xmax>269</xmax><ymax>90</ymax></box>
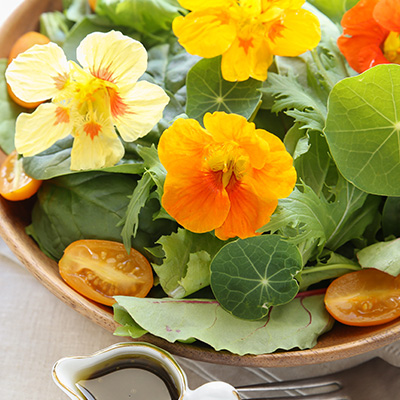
<box><xmin>186</xmin><ymin>57</ymin><xmax>262</xmax><ymax>122</ymax></box>
<box><xmin>324</xmin><ymin>64</ymin><xmax>400</xmax><ymax>196</ymax></box>
<box><xmin>40</xmin><ymin>11</ymin><xmax>73</xmax><ymax>46</ymax></box>
<box><xmin>307</xmin><ymin>0</ymin><xmax>358</xmax><ymax>24</ymax></box>
<box><xmin>95</xmin><ymin>0</ymin><xmax>184</xmax><ymax>34</ymax></box>
<box><xmin>114</xmin><ymin>294</ymin><xmax>334</xmax><ymax>355</ymax></box>
<box><xmin>153</xmin><ymin>229</ymin><xmax>225</xmax><ymax>298</ymax></box>
<box><xmin>0</xmin><ymin>59</ymin><xmax>26</xmax><ymax>154</ymax></box>
<box><xmin>299</xmin><ymin>253</ymin><xmax>360</xmax><ymax>290</ymax></box>
<box><xmin>210</xmin><ymin>236</ymin><xmax>303</xmax><ymax>320</ymax></box>
<box><xmin>357</xmin><ymin>239</ymin><xmax>400</xmax><ymax>277</ymax></box>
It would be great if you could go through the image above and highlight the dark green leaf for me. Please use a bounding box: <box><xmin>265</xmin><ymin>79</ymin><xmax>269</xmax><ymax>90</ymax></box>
<box><xmin>210</xmin><ymin>235</ymin><xmax>303</xmax><ymax>320</ymax></box>
<box><xmin>186</xmin><ymin>57</ymin><xmax>262</xmax><ymax>122</ymax></box>
<box><xmin>382</xmin><ymin>197</ymin><xmax>400</xmax><ymax>238</ymax></box>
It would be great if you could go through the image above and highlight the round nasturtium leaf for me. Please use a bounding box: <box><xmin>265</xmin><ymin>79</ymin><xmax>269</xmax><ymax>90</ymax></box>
<box><xmin>210</xmin><ymin>235</ymin><xmax>303</xmax><ymax>320</ymax></box>
<box><xmin>324</xmin><ymin>64</ymin><xmax>400</xmax><ymax>196</ymax></box>
<box><xmin>186</xmin><ymin>56</ymin><xmax>262</xmax><ymax>123</ymax></box>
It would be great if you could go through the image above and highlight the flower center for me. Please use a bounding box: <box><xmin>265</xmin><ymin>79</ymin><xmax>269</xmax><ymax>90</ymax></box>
<box><xmin>383</xmin><ymin>31</ymin><xmax>400</xmax><ymax>64</ymax></box>
<box><xmin>206</xmin><ymin>142</ymin><xmax>250</xmax><ymax>188</ymax></box>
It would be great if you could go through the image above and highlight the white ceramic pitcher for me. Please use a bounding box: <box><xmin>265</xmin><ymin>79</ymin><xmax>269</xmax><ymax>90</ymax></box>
<box><xmin>52</xmin><ymin>342</ymin><xmax>240</xmax><ymax>400</ymax></box>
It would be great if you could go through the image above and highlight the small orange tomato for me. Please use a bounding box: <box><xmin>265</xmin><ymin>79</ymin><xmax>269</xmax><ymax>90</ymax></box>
<box><xmin>0</xmin><ymin>150</ymin><xmax>42</xmax><ymax>201</ymax></box>
<box><xmin>59</xmin><ymin>240</ymin><xmax>154</xmax><ymax>306</ymax></box>
<box><xmin>324</xmin><ymin>268</ymin><xmax>400</xmax><ymax>327</ymax></box>
<box><xmin>7</xmin><ymin>31</ymin><xmax>50</xmax><ymax>109</ymax></box>
<box><xmin>88</xmin><ymin>0</ymin><xmax>97</xmax><ymax>11</ymax></box>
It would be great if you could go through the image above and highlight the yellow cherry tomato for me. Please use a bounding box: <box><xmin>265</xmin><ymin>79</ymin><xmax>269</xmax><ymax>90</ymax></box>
<box><xmin>0</xmin><ymin>150</ymin><xmax>42</xmax><ymax>201</ymax></box>
<box><xmin>7</xmin><ymin>31</ymin><xmax>50</xmax><ymax>109</ymax></box>
<box><xmin>59</xmin><ymin>240</ymin><xmax>154</xmax><ymax>306</ymax></box>
<box><xmin>324</xmin><ymin>268</ymin><xmax>400</xmax><ymax>327</ymax></box>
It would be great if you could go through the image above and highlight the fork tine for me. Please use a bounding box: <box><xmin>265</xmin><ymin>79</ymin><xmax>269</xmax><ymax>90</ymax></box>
<box><xmin>237</xmin><ymin>376</ymin><xmax>341</xmax><ymax>392</ymax></box>
<box><xmin>245</xmin><ymin>393</ymin><xmax>348</xmax><ymax>400</ymax></box>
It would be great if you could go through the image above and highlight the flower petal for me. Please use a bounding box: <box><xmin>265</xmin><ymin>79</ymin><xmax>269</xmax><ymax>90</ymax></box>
<box><xmin>203</xmin><ymin>112</ymin><xmax>269</xmax><ymax>169</ymax></box>
<box><xmin>112</xmin><ymin>80</ymin><xmax>169</xmax><ymax>142</ymax></box>
<box><xmin>158</xmin><ymin>118</ymin><xmax>213</xmax><ymax>175</ymax></box>
<box><xmin>215</xmin><ymin>178</ymin><xmax>277</xmax><ymax>240</ymax></box>
<box><xmin>173</xmin><ymin>10</ymin><xmax>236</xmax><ymax>58</ymax></box>
<box><xmin>15</xmin><ymin>103</ymin><xmax>72</xmax><ymax>157</ymax></box>
<box><xmin>267</xmin><ymin>9</ymin><xmax>321</xmax><ymax>57</ymax></box>
<box><xmin>178</xmin><ymin>0</ymin><xmax>235</xmax><ymax>10</ymax></box>
<box><xmin>373</xmin><ymin>0</ymin><xmax>400</xmax><ymax>32</ymax></box>
<box><xmin>253</xmin><ymin>129</ymin><xmax>297</xmax><ymax>199</ymax></box>
<box><xmin>76</xmin><ymin>31</ymin><xmax>147</xmax><ymax>92</ymax></box>
<box><xmin>70</xmin><ymin>117</ymin><xmax>124</xmax><ymax>170</ymax></box>
<box><xmin>221</xmin><ymin>34</ymin><xmax>273</xmax><ymax>81</ymax></box>
<box><xmin>6</xmin><ymin>43</ymin><xmax>69</xmax><ymax>103</ymax></box>
<box><xmin>162</xmin><ymin>171</ymin><xmax>230</xmax><ymax>234</ymax></box>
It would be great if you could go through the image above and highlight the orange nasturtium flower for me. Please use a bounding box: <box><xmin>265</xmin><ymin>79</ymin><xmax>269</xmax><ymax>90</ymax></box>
<box><xmin>338</xmin><ymin>0</ymin><xmax>400</xmax><ymax>73</ymax></box>
<box><xmin>158</xmin><ymin>112</ymin><xmax>296</xmax><ymax>240</ymax></box>
<box><xmin>5</xmin><ymin>31</ymin><xmax>169</xmax><ymax>170</ymax></box>
<box><xmin>172</xmin><ymin>0</ymin><xmax>321</xmax><ymax>82</ymax></box>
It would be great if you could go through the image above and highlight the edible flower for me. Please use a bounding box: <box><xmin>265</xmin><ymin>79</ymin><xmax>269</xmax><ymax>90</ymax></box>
<box><xmin>338</xmin><ymin>0</ymin><xmax>400</xmax><ymax>73</ymax></box>
<box><xmin>158</xmin><ymin>112</ymin><xmax>296</xmax><ymax>240</ymax></box>
<box><xmin>172</xmin><ymin>0</ymin><xmax>321</xmax><ymax>82</ymax></box>
<box><xmin>6</xmin><ymin>30</ymin><xmax>169</xmax><ymax>170</ymax></box>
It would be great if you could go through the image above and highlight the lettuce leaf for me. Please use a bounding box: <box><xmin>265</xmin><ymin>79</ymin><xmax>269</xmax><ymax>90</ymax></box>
<box><xmin>114</xmin><ymin>294</ymin><xmax>334</xmax><ymax>355</ymax></box>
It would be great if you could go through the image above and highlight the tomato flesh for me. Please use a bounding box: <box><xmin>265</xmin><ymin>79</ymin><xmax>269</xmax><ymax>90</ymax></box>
<box><xmin>59</xmin><ymin>240</ymin><xmax>154</xmax><ymax>306</ymax></box>
<box><xmin>0</xmin><ymin>150</ymin><xmax>42</xmax><ymax>201</ymax></box>
<box><xmin>324</xmin><ymin>268</ymin><xmax>400</xmax><ymax>326</ymax></box>
<box><xmin>7</xmin><ymin>31</ymin><xmax>50</xmax><ymax>108</ymax></box>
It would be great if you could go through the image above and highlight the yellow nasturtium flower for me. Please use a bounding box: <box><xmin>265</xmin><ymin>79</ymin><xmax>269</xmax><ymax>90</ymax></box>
<box><xmin>158</xmin><ymin>112</ymin><xmax>297</xmax><ymax>240</ymax></box>
<box><xmin>173</xmin><ymin>0</ymin><xmax>321</xmax><ymax>82</ymax></box>
<box><xmin>6</xmin><ymin>31</ymin><xmax>169</xmax><ymax>170</ymax></box>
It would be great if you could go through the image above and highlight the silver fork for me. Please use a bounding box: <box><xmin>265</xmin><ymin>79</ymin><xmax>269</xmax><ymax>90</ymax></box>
<box><xmin>235</xmin><ymin>358</ymin><xmax>400</xmax><ymax>399</ymax></box>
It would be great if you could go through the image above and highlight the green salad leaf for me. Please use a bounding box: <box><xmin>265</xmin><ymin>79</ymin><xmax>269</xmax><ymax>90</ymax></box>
<box><xmin>325</xmin><ymin>64</ymin><xmax>400</xmax><ymax>196</ymax></box>
<box><xmin>357</xmin><ymin>239</ymin><xmax>400</xmax><ymax>277</ymax></box>
<box><xmin>114</xmin><ymin>294</ymin><xmax>334</xmax><ymax>355</ymax></box>
<box><xmin>307</xmin><ymin>0</ymin><xmax>358</xmax><ymax>24</ymax></box>
<box><xmin>186</xmin><ymin>57</ymin><xmax>262</xmax><ymax>122</ymax></box>
<box><xmin>382</xmin><ymin>197</ymin><xmax>400</xmax><ymax>238</ymax></box>
<box><xmin>0</xmin><ymin>59</ymin><xmax>26</xmax><ymax>154</ymax></box>
<box><xmin>95</xmin><ymin>0</ymin><xmax>184</xmax><ymax>35</ymax></box>
<box><xmin>152</xmin><ymin>228</ymin><xmax>225</xmax><ymax>298</ymax></box>
<box><xmin>210</xmin><ymin>235</ymin><xmax>303</xmax><ymax>320</ymax></box>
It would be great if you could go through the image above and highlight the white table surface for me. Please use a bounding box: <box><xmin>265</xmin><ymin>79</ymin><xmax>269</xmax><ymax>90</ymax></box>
<box><xmin>1</xmin><ymin>2</ymin><xmax>400</xmax><ymax>399</ymax></box>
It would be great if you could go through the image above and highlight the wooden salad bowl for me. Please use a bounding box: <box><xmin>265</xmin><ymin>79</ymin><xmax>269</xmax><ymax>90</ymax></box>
<box><xmin>1</xmin><ymin>0</ymin><xmax>400</xmax><ymax>368</ymax></box>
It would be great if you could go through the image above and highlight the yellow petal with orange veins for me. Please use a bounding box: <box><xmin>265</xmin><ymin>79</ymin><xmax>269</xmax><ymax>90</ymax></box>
<box><xmin>158</xmin><ymin>118</ymin><xmax>213</xmax><ymax>174</ymax></box>
<box><xmin>15</xmin><ymin>103</ymin><xmax>72</xmax><ymax>157</ymax></box>
<box><xmin>173</xmin><ymin>10</ymin><xmax>236</xmax><ymax>58</ymax></box>
<box><xmin>215</xmin><ymin>178</ymin><xmax>277</xmax><ymax>240</ymax></box>
<box><xmin>112</xmin><ymin>80</ymin><xmax>169</xmax><ymax>142</ymax></box>
<box><xmin>203</xmin><ymin>112</ymin><xmax>269</xmax><ymax>169</ymax></box>
<box><xmin>221</xmin><ymin>36</ymin><xmax>273</xmax><ymax>81</ymax></box>
<box><xmin>6</xmin><ymin>43</ymin><xmax>69</xmax><ymax>103</ymax></box>
<box><xmin>77</xmin><ymin>31</ymin><xmax>147</xmax><ymax>92</ymax></box>
<box><xmin>162</xmin><ymin>171</ymin><xmax>230</xmax><ymax>234</ymax></box>
<box><xmin>178</xmin><ymin>0</ymin><xmax>235</xmax><ymax>11</ymax></box>
<box><xmin>268</xmin><ymin>9</ymin><xmax>321</xmax><ymax>57</ymax></box>
<box><xmin>70</xmin><ymin>118</ymin><xmax>124</xmax><ymax>170</ymax></box>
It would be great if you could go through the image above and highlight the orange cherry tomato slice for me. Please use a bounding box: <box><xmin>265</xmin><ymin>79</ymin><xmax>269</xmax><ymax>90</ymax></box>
<box><xmin>324</xmin><ymin>268</ymin><xmax>400</xmax><ymax>326</ymax></box>
<box><xmin>59</xmin><ymin>240</ymin><xmax>154</xmax><ymax>306</ymax></box>
<box><xmin>7</xmin><ymin>31</ymin><xmax>50</xmax><ymax>108</ymax></box>
<box><xmin>0</xmin><ymin>150</ymin><xmax>42</xmax><ymax>201</ymax></box>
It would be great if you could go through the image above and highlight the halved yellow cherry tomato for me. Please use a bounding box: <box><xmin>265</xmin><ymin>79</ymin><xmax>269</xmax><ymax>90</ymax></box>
<box><xmin>59</xmin><ymin>240</ymin><xmax>154</xmax><ymax>306</ymax></box>
<box><xmin>0</xmin><ymin>150</ymin><xmax>42</xmax><ymax>201</ymax></box>
<box><xmin>324</xmin><ymin>268</ymin><xmax>400</xmax><ymax>326</ymax></box>
<box><xmin>7</xmin><ymin>31</ymin><xmax>50</xmax><ymax>108</ymax></box>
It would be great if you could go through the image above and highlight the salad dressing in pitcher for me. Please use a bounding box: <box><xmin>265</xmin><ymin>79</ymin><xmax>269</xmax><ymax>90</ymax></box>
<box><xmin>75</xmin><ymin>356</ymin><xmax>180</xmax><ymax>400</ymax></box>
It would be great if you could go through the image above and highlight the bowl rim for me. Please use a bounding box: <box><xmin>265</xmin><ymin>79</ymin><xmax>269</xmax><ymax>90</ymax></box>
<box><xmin>1</xmin><ymin>0</ymin><xmax>400</xmax><ymax>368</ymax></box>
